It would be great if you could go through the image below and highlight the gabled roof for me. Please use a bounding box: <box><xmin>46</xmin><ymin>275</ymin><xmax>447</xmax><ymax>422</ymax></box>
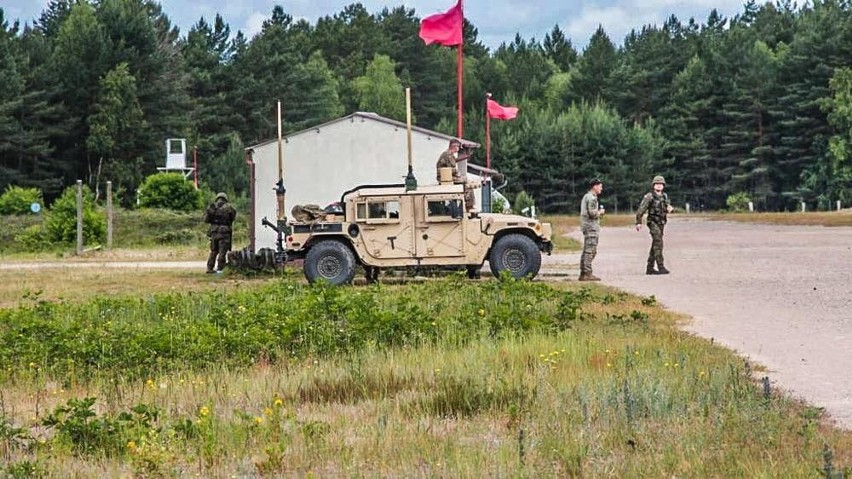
<box><xmin>246</xmin><ymin>112</ymin><xmax>481</xmax><ymax>151</ymax></box>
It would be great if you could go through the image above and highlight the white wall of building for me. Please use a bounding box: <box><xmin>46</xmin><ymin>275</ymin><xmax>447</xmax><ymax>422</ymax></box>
<box><xmin>248</xmin><ymin>113</ymin><xmax>479</xmax><ymax>250</ymax></box>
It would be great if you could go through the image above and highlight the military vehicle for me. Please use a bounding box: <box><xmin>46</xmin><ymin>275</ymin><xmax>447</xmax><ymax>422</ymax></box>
<box><xmin>278</xmin><ymin>181</ymin><xmax>553</xmax><ymax>285</ymax></box>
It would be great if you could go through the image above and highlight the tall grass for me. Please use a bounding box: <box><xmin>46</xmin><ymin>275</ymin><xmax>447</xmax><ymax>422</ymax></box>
<box><xmin>0</xmin><ymin>279</ymin><xmax>849</xmax><ymax>477</ymax></box>
<box><xmin>0</xmin><ymin>207</ymin><xmax>249</xmax><ymax>257</ymax></box>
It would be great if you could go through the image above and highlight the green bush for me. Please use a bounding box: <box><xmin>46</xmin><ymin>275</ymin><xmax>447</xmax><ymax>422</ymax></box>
<box><xmin>44</xmin><ymin>185</ymin><xmax>106</xmax><ymax>245</ymax></box>
<box><xmin>0</xmin><ymin>277</ymin><xmax>594</xmax><ymax>380</ymax></box>
<box><xmin>513</xmin><ymin>191</ymin><xmax>535</xmax><ymax>216</ymax></box>
<box><xmin>138</xmin><ymin>173</ymin><xmax>203</xmax><ymax>211</ymax></box>
<box><xmin>13</xmin><ymin>224</ymin><xmax>50</xmax><ymax>252</ymax></box>
<box><xmin>0</xmin><ymin>185</ymin><xmax>43</xmax><ymax>215</ymax></box>
<box><xmin>726</xmin><ymin>192</ymin><xmax>752</xmax><ymax>212</ymax></box>
<box><xmin>492</xmin><ymin>196</ymin><xmax>508</xmax><ymax>213</ymax></box>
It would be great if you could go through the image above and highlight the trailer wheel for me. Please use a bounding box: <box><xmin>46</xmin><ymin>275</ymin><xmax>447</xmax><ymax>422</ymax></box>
<box><xmin>304</xmin><ymin>240</ymin><xmax>356</xmax><ymax>285</ymax></box>
<box><xmin>488</xmin><ymin>234</ymin><xmax>541</xmax><ymax>280</ymax></box>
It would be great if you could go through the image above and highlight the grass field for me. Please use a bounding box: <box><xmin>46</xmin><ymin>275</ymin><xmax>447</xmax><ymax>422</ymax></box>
<box><xmin>0</xmin><ymin>271</ymin><xmax>850</xmax><ymax>477</ymax></box>
<box><xmin>706</xmin><ymin>210</ymin><xmax>852</xmax><ymax>227</ymax></box>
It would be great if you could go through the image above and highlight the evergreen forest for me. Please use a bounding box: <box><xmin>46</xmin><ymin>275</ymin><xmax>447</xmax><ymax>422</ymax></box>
<box><xmin>2</xmin><ymin>0</ymin><xmax>852</xmax><ymax>212</ymax></box>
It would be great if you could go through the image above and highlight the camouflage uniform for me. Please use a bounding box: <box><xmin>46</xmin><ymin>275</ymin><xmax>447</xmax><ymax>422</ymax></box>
<box><xmin>635</xmin><ymin>190</ymin><xmax>670</xmax><ymax>273</ymax></box>
<box><xmin>436</xmin><ymin>149</ymin><xmax>476</xmax><ymax>211</ymax></box>
<box><xmin>204</xmin><ymin>193</ymin><xmax>237</xmax><ymax>273</ymax></box>
<box><xmin>579</xmin><ymin>190</ymin><xmax>602</xmax><ymax>276</ymax></box>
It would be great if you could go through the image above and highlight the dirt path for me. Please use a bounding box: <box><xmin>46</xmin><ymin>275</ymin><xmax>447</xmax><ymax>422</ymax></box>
<box><xmin>543</xmin><ymin>217</ymin><xmax>852</xmax><ymax>429</ymax></box>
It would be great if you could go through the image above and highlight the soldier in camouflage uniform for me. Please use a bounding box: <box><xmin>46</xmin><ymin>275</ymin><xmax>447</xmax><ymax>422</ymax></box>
<box><xmin>204</xmin><ymin>192</ymin><xmax>237</xmax><ymax>273</ymax></box>
<box><xmin>635</xmin><ymin>175</ymin><xmax>674</xmax><ymax>275</ymax></box>
<box><xmin>579</xmin><ymin>178</ymin><xmax>605</xmax><ymax>281</ymax></box>
<box><xmin>436</xmin><ymin>139</ymin><xmax>476</xmax><ymax>211</ymax></box>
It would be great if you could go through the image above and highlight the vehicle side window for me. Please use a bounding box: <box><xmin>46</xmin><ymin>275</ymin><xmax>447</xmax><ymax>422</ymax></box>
<box><xmin>357</xmin><ymin>200</ymin><xmax>401</xmax><ymax>223</ymax></box>
<box><xmin>368</xmin><ymin>202</ymin><xmax>386</xmax><ymax>218</ymax></box>
<box><xmin>426</xmin><ymin>199</ymin><xmax>463</xmax><ymax>221</ymax></box>
<box><xmin>387</xmin><ymin>201</ymin><xmax>400</xmax><ymax>219</ymax></box>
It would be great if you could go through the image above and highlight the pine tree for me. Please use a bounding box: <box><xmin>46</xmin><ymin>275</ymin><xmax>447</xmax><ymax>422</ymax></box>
<box><xmin>571</xmin><ymin>26</ymin><xmax>617</xmax><ymax>103</ymax></box>
<box><xmin>542</xmin><ymin>25</ymin><xmax>577</xmax><ymax>72</ymax></box>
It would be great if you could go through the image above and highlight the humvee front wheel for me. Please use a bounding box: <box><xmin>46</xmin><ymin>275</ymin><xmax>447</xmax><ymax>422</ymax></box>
<box><xmin>304</xmin><ymin>240</ymin><xmax>356</xmax><ymax>285</ymax></box>
<box><xmin>488</xmin><ymin>234</ymin><xmax>542</xmax><ymax>279</ymax></box>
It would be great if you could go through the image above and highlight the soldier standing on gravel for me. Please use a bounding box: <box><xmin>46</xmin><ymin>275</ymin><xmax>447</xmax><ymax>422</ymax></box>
<box><xmin>579</xmin><ymin>178</ymin><xmax>604</xmax><ymax>281</ymax></box>
<box><xmin>635</xmin><ymin>175</ymin><xmax>674</xmax><ymax>275</ymax></box>
<box><xmin>204</xmin><ymin>192</ymin><xmax>236</xmax><ymax>274</ymax></box>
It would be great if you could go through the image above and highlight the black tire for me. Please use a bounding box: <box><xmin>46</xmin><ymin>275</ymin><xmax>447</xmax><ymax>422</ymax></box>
<box><xmin>304</xmin><ymin>240</ymin><xmax>357</xmax><ymax>285</ymax></box>
<box><xmin>488</xmin><ymin>234</ymin><xmax>542</xmax><ymax>279</ymax></box>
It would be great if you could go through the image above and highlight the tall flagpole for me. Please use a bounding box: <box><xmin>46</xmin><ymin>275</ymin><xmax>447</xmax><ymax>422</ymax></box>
<box><xmin>485</xmin><ymin>93</ymin><xmax>491</xmax><ymax>171</ymax></box>
<box><xmin>457</xmin><ymin>1</ymin><xmax>464</xmax><ymax>139</ymax></box>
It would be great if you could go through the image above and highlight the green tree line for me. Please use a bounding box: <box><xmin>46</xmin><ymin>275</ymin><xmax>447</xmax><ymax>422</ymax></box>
<box><xmin>1</xmin><ymin>0</ymin><xmax>851</xmax><ymax>211</ymax></box>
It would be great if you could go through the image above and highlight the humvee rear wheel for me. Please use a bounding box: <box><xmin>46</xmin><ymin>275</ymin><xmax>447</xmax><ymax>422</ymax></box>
<box><xmin>489</xmin><ymin>234</ymin><xmax>541</xmax><ymax>279</ymax></box>
<box><xmin>304</xmin><ymin>240</ymin><xmax>356</xmax><ymax>285</ymax></box>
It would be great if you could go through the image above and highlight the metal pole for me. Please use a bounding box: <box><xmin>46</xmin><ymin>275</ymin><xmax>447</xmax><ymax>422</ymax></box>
<box><xmin>485</xmin><ymin>93</ymin><xmax>491</xmax><ymax>170</ymax></box>
<box><xmin>404</xmin><ymin>87</ymin><xmax>417</xmax><ymax>191</ymax></box>
<box><xmin>457</xmin><ymin>42</ymin><xmax>464</xmax><ymax>139</ymax></box>
<box><xmin>275</xmin><ymin>100</ymin><xmax>287</xmax><ymax>224</ymax></box>
<box><xmin>406</xmin><ymin>88</ymin><xmax>413</xmax><ymax>167</ymax></box>
<box><xmin>277</xmin><ymin>101</ymin><xmax>284</xmax><ymax>184</ymax></box>
<box><xmin>76</xmin><ymin>180</ymin><xmax>83</xmax><ymax>256</ymax></box>
<box><xmin>106</xmin><ymin>180</ymin><xmax>113</xmax><ymax>249</ymax></box>
<box><xmin>193</xmin><ymin>145</ymin><xmax>199</xmax><ymax>188</ymax></box>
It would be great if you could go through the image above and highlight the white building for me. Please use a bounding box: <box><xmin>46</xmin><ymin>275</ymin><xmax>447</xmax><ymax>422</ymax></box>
<box><xmin>244</xmin><ymin>112</ymin><xmax>501</xmax><ymax>251</ymax></box>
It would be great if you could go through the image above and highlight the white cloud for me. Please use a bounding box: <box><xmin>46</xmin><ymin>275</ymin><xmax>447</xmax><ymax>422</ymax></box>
<box><xmin>243</xmin><ymin>11</ymin><xmax>266</xmax><ymax>39</ymax></box>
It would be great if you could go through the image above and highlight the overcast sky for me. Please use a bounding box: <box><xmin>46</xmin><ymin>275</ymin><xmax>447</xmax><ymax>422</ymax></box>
<box><xmin>3</xmin><ymin>0</ymin><xmax>747</xmax><ymax>49</ymax></box>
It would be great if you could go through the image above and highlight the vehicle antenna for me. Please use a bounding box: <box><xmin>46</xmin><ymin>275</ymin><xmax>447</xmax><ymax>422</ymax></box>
<box><xmin>404</xmin><ymin>87</ymin><xmax>417</xmax><ymax>191</ymax></box>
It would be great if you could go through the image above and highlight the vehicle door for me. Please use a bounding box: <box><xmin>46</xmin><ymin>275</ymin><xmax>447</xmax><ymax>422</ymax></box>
<box><xmin>415</xmin><ymin>194</ymin><xmax>465</xmax><ymax>258</ymax></box>
<box><xmin>353</xmin><ymin>196</ymin><xmax>415</xmax><ymax>260</ymax></box>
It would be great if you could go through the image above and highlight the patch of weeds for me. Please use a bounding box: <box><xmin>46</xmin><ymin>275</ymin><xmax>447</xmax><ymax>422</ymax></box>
<box><xmin>1</xmin><ymin>413</ymin><xmax>30</xmax><ymax>451</ymax></box>
<box><xmin>3</xmin><ymin>460</ymin><xmax>44</xmax><ymax>479</ymax></box>
<box><xmin>605</xmin><ymin>310</ymin><xmax>649</xmax><ymax>329</ymax></box>
<box><xmin>0</xmin><ymin>278</ymin><xmax>600</xmax><ymax>381</ymax></box>
<box><xmin>414</xmin><ymin>375</ymin><xmax>534</xmax><ymax>418</ymax></box>
<box><xmin>41</xmin><ymin>397</ymin><xmax>160</xmax><ymax>456</ymax></box>
<box><xmin>555</xmin><ymin>289</ymin><xmax>591</xmax><ymax>329</ymax></box>
<box><xmin>641</xmin><ymin>295</ymin><xmax>657</xmax><ymax>307</ymax></box>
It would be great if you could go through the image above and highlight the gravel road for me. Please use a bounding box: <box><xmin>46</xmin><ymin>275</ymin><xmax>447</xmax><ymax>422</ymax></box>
<box><xmin>545</xmin><ymin>217</ymin><xmax>852</xmax><ymax>429</ymax></box>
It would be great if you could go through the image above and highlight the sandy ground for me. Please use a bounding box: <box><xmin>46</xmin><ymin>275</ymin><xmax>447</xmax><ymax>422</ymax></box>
<box><xmin>543</xmin><ymin>217</ymin><xmax>852</xmax><ymax>429</ymax></box>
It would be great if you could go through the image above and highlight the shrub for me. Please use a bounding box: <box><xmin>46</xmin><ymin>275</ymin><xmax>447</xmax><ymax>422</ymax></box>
<box><xmin>44</xmin><ymin>185</ymin><xmax>106</xmax><ymax>245</ymax></box>
<box><xmin>726</xmin><ymin>192</ymin><xmax>752</xmax><ymax>212</ymax></box>
<box><xmin>138</xmin><ymin>173</ymin><xmax>203</xmax><ymax>211</ymax></box>
<box><xmin>0</xmin><ymin>186</ymin><xmax>43</xmax><ymax>215</ymax></box>
<box><xmin>13</xmin><ymin>224</ymin><xmax>50</xmax><ymax>252</ymax></box>
<box><xmin>513</xmin><ymin>191</ymin><xmax>535</xmax><ymax>216</ymax></box>
<box><xmin>492</xmin><ymin>196</ymin><xmax>508</xmax><ymax>214</ymax></box>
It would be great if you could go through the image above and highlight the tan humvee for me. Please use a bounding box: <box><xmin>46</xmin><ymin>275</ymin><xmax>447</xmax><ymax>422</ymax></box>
<box><xmin>286</xmin><ymin>182</ymin><xmax>553</xmax><ymax>285</ymax></box>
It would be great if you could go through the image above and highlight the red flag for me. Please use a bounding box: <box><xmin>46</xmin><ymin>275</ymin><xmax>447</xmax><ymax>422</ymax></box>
<box><xmin>419</xmin><ymin>1</ymin><xmax>463</xmax><ymax>46</ymax></box>
<box><xmin>487</xmin><ymin>98</ymin><xmax>519</xmax><ymax>120</ymax></box>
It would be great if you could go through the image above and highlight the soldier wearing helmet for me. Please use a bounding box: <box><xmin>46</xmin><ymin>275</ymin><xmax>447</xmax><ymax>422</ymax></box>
<box><xmin>203</xmin><ymin>192</ymin><xmax>237</xmax><ymax>273</ymax></box>
<box><xmin>635</xmin><ymin>175</ymin><xmax>674</xmax><ymax>275</ymax></box>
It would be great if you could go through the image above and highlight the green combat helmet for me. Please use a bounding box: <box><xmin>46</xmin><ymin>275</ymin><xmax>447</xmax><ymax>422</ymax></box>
<box><xmin>652</xmin><ymin>175</ymin><xmax>666</xmax><ymax>185</ymax></box>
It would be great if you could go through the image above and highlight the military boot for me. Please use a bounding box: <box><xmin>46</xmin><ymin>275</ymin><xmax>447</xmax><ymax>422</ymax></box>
<box><xmin>646</xmin><ymin>260</ymin><xmax>657</xmax><ymax>275</ymax></box>
<box><xmin>656</xmin><ymin>264</ymin><xmax>670</xmax><ymax>275</ymax></box>
<box><xmin>578</xmin><ymin>272</ymin><xmax>601</xmax><ymax>282</ymax></box>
